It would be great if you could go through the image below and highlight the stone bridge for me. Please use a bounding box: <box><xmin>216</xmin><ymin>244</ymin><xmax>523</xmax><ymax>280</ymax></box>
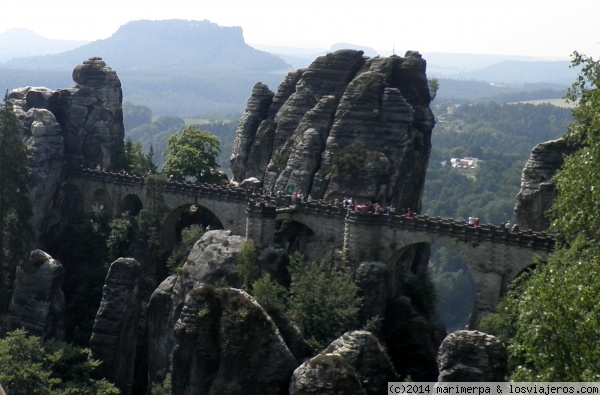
<box><xmin>63</xmin><ymin>166</ymin><xmax>555</xmax><ymax>325</ymax></box>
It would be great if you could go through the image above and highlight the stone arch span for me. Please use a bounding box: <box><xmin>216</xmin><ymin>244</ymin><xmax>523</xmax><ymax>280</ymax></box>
<box><xmin>383</xmin><ymin>231</ymin><xmax>541</xmax><ymax>327</ymax></box>
<box><xmin>275</xmin><ymin>219</ymin><xmax>316</xmax><ymax>258</ymax></box>
<box><xmin>161</xmin><ymin>203</ymin><xmax>225</xmax><ymax>251</ymax></box>
<box><xmin>342</xmin><ymin>213</ymin><xmax>551</xmax><ymax>327</ymax></box>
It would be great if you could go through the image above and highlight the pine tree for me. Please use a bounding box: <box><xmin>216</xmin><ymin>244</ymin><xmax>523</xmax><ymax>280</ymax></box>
<box><xmin>0</xmin><ymin>94</ymin><xmax>32</xmax><ymax>310</ymax></box>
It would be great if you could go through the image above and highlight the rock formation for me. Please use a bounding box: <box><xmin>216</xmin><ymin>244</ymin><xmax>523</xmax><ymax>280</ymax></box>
<box><xmin>231</xmin><ymin>49</ymin><xmax>435</xmax><ymax>210</ymax></box>
<box><xmin>437</xmin><ymin>330</ymin><xmax>508</xmax><ymax>382</ymax></box>
<box><xmin>89</xmin><ymin>257</ymin><xmax>141</xmax><ymax>395</ymax></box>
<box><xmin>183</xmin><ymin>230</ymin><xmax>246</xmax><ymax>288</ymax></box>
<box><xmin>8</xmin><ymin>57</ymin><xmax>125</xmax><ymax>243</ymax></box>
<box><xmin>171</xmin><ymin>286</ymin><xmax>297</xmax><ymax>395</ymax></box>
<box><xmin>3</xmin><ymin>249</ymin><xmax>65</xmax><ymax>340</ymax></box>
<box><xmin>290</xmin><ymin>330</ymin><xmax>399</xmax><ymax>395</ymax></box>
<box><xmin>515</xmin><ymin>137</ymin><xmax>579</xmax><ymax>231</ymax></box>
<box><xmin>147</xmin><ymin>230</ymin><xmax>301</xmax><ymax>386</ymax></box>
<box><xmin>8</xmin><ymin>57</ymin><xmax>124</xmax><ymax>170</ymax></box>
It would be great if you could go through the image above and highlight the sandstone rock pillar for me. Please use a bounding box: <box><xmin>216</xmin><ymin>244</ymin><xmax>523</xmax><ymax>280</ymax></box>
<box><xmin>89</xmin><ymin>257</ymin><xmax>141</xmax><ymax>395</ymax></box>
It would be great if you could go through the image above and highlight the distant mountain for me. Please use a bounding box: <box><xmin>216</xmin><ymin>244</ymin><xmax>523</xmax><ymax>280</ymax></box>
<box><xmin>0</xmin><ymin>20</ymin><xmax>291</xmax><ymax>116</ymax></box>
<box><xmin>2</xmin><ymin>20</ymin><xmax>290</xmax><ymax>73</ymax></box>
<box><xmin>0</xmin><ymin>28</ymin><xmax>88</xmax><ymax>62</ymax></box>
<box><xmin>0</xmin><ymin>21</ymin><xmax>579</xmax><ymax>115</ymax></box>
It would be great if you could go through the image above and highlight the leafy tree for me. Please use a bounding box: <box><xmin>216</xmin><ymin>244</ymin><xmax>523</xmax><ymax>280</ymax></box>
<box><xmin>166</xmin><ymin>224</ymin><xmax>205</xmax><ymax>271</ymax></box>
<box><xmin>106</xmin><ymin>214</ymin><xmax>134</xmax><ymax>261</ymax></box>
<box><xmin>0</xmin><ymin>329</ymin><xmax>119</xmax><ymax>394</ymax></box>
<box><xmin>123</xmin><ymin>137</ymin><xmax>157</xmax><ymax>175</ymax></box>
<box><xmin>287</xmin><ymin>252</ymin><xmax>362</xmax><ymax>352</ymax></box>
<box><xmin>480</xmin><ymin>53</ymin><xmax>600</xmax><ymax>381</ymax></box>
<box><xmin>428</xmin><ymin>78</ymin><xmax>439</xmax><ymax>101</ymax></box>
<box><xmin>252</xmin><ymin>273</ymin><xmax>287</xmax><ymax>313</ymax></box>
<box><xmin>162</xmin><ymin>126</ymin><xmax>226</xmax><ymax>183</ymax></box>
<box><xmin>0</xmin><ymin>94</ymin><xmax>33</xmax><ymax>310</ymax></box>
<box><xmin>237</xmin><ymin>240</ymin><xmax>260</xmax><ymax>291</ymax></box>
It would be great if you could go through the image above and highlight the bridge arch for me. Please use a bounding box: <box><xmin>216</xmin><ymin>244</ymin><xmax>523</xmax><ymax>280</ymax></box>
<box><xmin>275</xmin><ymin>219</ymin><xmax>316</xmax><ymax>257</ymax></box>
<box><xmin>161</xmin><ymin>203</ymin><xmax>224</xmax><ymax>251</ymax></box>
<box><xmin>119</xmin><ymin>194</ymin><xmax>143</xmax><ymax>216</ymax></box>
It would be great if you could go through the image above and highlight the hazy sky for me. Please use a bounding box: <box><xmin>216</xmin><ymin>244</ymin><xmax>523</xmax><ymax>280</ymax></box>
<box><xmin>2</xmin><ymin>0</ymin><xmax>599</xmax><ymax>59</ymax></box>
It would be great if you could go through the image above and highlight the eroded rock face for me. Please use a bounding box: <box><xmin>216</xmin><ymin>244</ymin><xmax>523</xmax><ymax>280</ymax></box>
<box><xmin>89</xmin><ymin>257</ymin><xmax>141</xmax><ymax>395</ymax></box>
<box><xmin>183</xmin><ymin>229</ymin><xmax>246</xmax><ymax>288</ymax></box>
<box><xmin>52</xmin><ymin>57</ymin><xmax>125</xmax><ymax>169</ymax></box>
<box><xmin>4</xmin><ymin>250</ymin><xmax>65</xmax><ymax>340</ymax></box>
<box><xmin>8</xmin><ymin>57</ymin><xmax>124</xmax><ymax>170</ymax></box>
<box><xmin>171</xmin><ymin>286</ymin><xmax>297</xmax><ymax>395</ymax></box>
<box><xmin>8</xmin><ymin>58</ymin><xmax>125</xmax><ymax>243</ymax></box>
<box><xmin>231</xmin><ymin>49</ymin><xmax>434</xmax><ymax>210</ymax></box>
<box><xmin>146</xmin><ymin>231</ymin><xmax>300</xmax><ymax>386</ymax></box>
<box><xmin>515</xmin><ymin>138</ymin><xmax>579</xmax><ymax>231</ymax></box>
<box><xmin>290</xmin><ymin>330</ymin><xmax>398</xmax><ymax>395</ymax></box>
<box><xmin>437</xmin><ymin>330</ymin><xmax>508</xmax><ymax>382</ymax></box>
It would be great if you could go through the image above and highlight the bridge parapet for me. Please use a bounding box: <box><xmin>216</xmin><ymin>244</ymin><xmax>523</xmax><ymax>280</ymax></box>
<box><xmin>65</xmin><ymin>166</ymin><xmax>250</xmax><ymax>203</ymax></box>
<box><xmin>273</xmin><ymin>200</ymin><xmax>348</xmax><ymax>218</ymax></box>
<box><xmin>346</xmin><ymin>211</ymin><xmax>556</xmax><ymax>252</ymax></box>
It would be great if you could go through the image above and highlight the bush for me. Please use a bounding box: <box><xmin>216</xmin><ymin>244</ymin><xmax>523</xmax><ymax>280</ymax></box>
<box><xmin>237</xmin><ymin>240</ymin><xmax>260</xmax><ymax>290</ymax></box>
<box><xmin>0</xmin><ymin>329</ymin><xmax>119</xmax><ymax>395</ymax></box>
<box><xmin>252</xmin><ymin>273</ymin><xmax>286</xmax><ymax>312</ymax></box>
<box><xmin>287</xmin><ymin>252</ymin><xmax>362</xmax><ymax>352</ymax></box>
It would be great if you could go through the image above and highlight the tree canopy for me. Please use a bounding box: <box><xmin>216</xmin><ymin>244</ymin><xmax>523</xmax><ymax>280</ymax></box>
<box><xmin>162</xmin><ymin>126</ymin><xmax>226</xmax><ymax>183</ymax></box>
<box><xmin>480</xmin><ymin>52</ymin><xmax>600</xmax><ymax>381</ymax></box>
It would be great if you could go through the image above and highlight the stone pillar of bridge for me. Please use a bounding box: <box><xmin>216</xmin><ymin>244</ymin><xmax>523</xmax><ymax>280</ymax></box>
<box><xmin>245</xmin><ymin>200</ymin><xmax>276</xmax><ymax>247</ymax></box>
<box><xmin>343</xmin><ymin>211</ymin><xmax>384</xmax><ymax>265</ymax></box>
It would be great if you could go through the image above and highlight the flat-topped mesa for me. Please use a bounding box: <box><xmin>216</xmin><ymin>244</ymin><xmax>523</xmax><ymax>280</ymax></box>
<box><xmin>230</xmin><ymin>49</ymin><xmax>435</xmax><ymax>211</ymax></box>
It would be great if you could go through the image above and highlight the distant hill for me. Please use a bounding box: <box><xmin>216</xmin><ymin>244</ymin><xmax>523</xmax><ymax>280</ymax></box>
<box><xmin>0</xmin><ymin>28</ymin><xmax>88</xmax><ymax>62</ymax></box>
<box><xmin>2</xmin><ymin>19</ymin><xmax>289</xmax><ymax>73</ymax></box>
<box><xmin>453</xmin><ymin>59</ymin><xmax>577</xmax><ymax>85</ymax></box>
<box><xmin>0</xmin><ymin>20</ymin><xmax>290</xmax><ymax>116</ymax></box>
<box><xmin>0</xmin><ymin>20</ymin><xmax>579</xmax><ymax>116</ymax></box>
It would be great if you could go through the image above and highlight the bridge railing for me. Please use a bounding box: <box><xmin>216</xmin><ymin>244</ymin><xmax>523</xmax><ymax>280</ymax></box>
<box><xmin>64</xmin><ymin>166</ymin><xmax>250</xmax><ymax>202</ymax></box>
<box><xmin>63</xmin><ymin>166</ymin><xmax>556</xmax><ymax>250</ymax></box>
<box><xmin>346</xmin><ymin>210</ymin><xmax>556</xmax><ymax>251</ymax></box>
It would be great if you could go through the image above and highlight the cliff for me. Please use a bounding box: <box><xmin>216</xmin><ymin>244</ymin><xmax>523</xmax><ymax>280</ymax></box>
<box><xmin>231</xmin><ymin>49</ymin><xmax>435</xmax><ymax>210</ymax></box>
<box><xmin>514</xmin><ymin>138</ymin><xmax>579</xmax><ymax>231</ymax></box>
<box><xmin>8</xmin><ymin>57</ymin><xmax>125</xmax><ymax>243</ymax></box>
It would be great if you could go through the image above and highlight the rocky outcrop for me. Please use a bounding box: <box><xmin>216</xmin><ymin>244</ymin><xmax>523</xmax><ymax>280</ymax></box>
<box><xmin>147</xmin><ymin>231</ymin><xmax>301</xmax><ymax>386</ymax></box>
<box><xmin>8</xmin><ymin>57</ymin><xmax>125</xmax><ymax>243</ymax></box>
<box><xmin>8</xmin><ymin>57</ymin><xmax>124</xmax><ymax>170</ymax></box>
<box><xmin>22</xmin><ymin>109</ymin><xmax>64</xmax><ymax>239</ymax></box>
<box><xmin>182</xmin><ymin>230</ymin><xmax>246</xmax><ymax>288</ymax></box>
<box><xmin>437</xmin><ymin>330</ymin><xmax>508</xmax><ymax>382</ymax></box>
<box><xmin>290</xmin><ymin>330</ymin><xmax>398</xmax><ymax>395</ymax></box>
<box><xmin>171</xmin><ymin>286</ymin><xmax>297</xmax><ymax>395</ymax></box>
<box><xmin>382</xmin><ymin>294</ymin><xmax>446</xmax><ymax>381</ymax></box>
<box><xmin>515</xmin><ymin>137</ymin><xmax>579</xmax><ymax>231</ymax></box>
<box><xmin>4</xmin><ymin>249</ymin><xmax>65</xmax><ymax>340</ymax></box>
<box><xmin>89</xmin><ymin>257</ymin><xmax>141</xmax><ymax>395</ymax></box>
<box><xmin>231</xmin><ymin>50</ymin><xmax>434</xmax><ymax>210</ymax></box>
<box><xmin>355</xmin><ymin>261</ymin><xmax>387</xmax><ymax>327</ymax></box>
